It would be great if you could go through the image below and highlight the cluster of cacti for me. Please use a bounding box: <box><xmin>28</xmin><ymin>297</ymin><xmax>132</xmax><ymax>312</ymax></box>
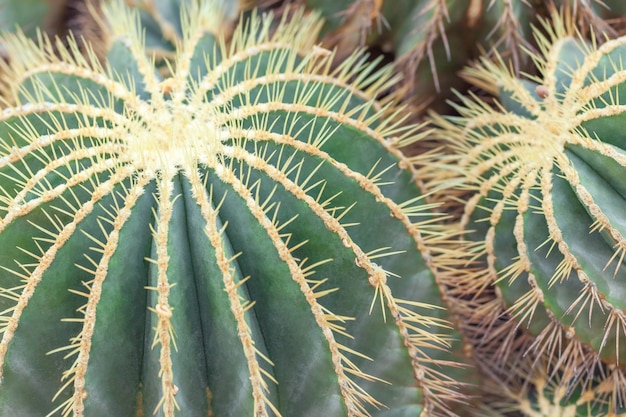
<box><xmin>1</xmin><ymin>0</ymin><xmax>626</xmax><ymax>416</ymax></box>
<box><xmin>0</xmin><ymin>0</ymin><xmax>475</xmax><ymax>416</ymax></box>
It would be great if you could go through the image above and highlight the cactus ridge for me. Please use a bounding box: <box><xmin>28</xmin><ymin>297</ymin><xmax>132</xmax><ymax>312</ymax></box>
<box><xmin>0</xmin><ymin>1</ymin><xmax>471</xmax><ymax>416</ymax></box>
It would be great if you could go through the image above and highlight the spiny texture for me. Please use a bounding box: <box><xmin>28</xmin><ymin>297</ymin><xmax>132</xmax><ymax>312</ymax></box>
<box><xmin>429</xmin><ymin>14</ymin><xmax>626</xmax><ymax>417</ymax></box>
<box><xmin>0</xmin><ymin>1</ymin><xmax>471</xmax><ymax>416</ymax></box>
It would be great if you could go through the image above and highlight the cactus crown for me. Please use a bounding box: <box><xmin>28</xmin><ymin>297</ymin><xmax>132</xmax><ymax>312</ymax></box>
<box><xmin>0</xmin><ymin>1</ymin><xmax>471</xmax><ymax>416</ymax></box>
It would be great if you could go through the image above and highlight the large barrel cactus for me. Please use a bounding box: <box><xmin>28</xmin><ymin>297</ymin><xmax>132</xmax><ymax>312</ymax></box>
<box><xmin>0</xmin><ymin>1</ymin><xmax>471</xmax><ymax>416</ymax></box>
<box><xmin>430</xmin><ymin>13</ymin><xmax>626</xmax><ymax>417</ymax></box>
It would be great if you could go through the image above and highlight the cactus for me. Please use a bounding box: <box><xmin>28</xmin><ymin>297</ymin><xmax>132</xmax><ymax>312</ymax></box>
<box><xmin>0</xmin><ymin>1</ymin><xmax>473</xmax><ymax>416</ymax></box>
<box><xmin>428</xmin><ymin>12</ymin><xmax>626</xmax><ymax>417</ymax></box>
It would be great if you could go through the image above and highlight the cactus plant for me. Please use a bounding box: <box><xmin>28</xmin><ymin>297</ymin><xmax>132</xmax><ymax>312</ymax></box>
<box><xmin>428</xmin><ymin>11</ymin><xmax>626</xmax><ymax>417</ymax></box>
<box><xmin>0</xmin><ymin>0</ymin><xmax>473</xmax><ymax>416</ymax></box>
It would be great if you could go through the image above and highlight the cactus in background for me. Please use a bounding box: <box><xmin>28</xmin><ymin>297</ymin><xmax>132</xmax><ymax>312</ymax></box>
<box><xmin>0</xmin><ymin>0</ymin><xmax>473</xmax><ymax>416</ymax></box>
<box><xmin>1</xmin><ymin>0</ymin><xmax>67</xmax><ymax>82</ymax></box>
<box><xmin>428</xmin><ymin>12</ymin><xmax>626</xmax><ymax>417</ymax></box>
<box><xmin>0</xmin><ymin>0</ymin><xmax>68</xmax><ymax>37</ymax></box>
<box><xmin>258</xmin><ymin>0</ymin><xmax>626</xmax><ymax>114</ymax></box>
<box><xmin>122</xmin><ymin>0</ymin><xmax>244</xmax><ymax>73</ymax></box>
<box><xmin>6</xmin><ymin>1</ymin><xmax>624</xmax><ymax>114</ymax></box>
<box><xmin>0</xmin><ymin>0</ymin><xmax>105</xmax><ymax>100</ymax></box>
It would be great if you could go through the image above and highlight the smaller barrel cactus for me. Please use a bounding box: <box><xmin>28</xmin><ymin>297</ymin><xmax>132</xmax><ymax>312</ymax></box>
<box><xmin>0</xmin><ymin>0</ymin><xmax>473</xmax><ymax>416</ymax></box>
<box><xmin>428</xmin><ymin>12</ymin><xmax>626</xmax><ymax>417</ymax></box>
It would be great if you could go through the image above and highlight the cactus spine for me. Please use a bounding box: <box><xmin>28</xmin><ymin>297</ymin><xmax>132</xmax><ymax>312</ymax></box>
<box><xmin>0</xmin><ymin>1</ymin><xmax>471</xmax><ymax>416</ymax></box>
<box><xmin>429</xmin><ymin>12</ymin><xmax>626</xmax><ymax>417</ymax></box>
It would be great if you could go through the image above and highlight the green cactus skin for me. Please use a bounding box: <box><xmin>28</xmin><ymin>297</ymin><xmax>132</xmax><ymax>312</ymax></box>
<box><xmin>267</xmin><ymin>0</ymin><xmax>536</xmax><ymax>91</ymax></box>
<box><xmin>0</xmin><ymin>1</ymin><xmax>472</xmax><ymax>416</ymax></box>
<box><xmin>429</xmin><ymin>13</ymin><xmax>626</xmax><ymax>417</ymax></box>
